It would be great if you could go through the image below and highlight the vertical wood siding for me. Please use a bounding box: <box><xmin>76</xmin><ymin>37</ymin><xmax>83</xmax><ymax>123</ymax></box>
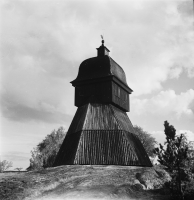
<box><xmin>112</xmin><ymin>82</ymin><xmax>129</xmax><ymax>111</ymax></box>
<box><xmin>54</xmin><ymin>103</ymin><xmax>152</xmax><ymax>167</ymax></box>
<box><xmin>73</xmin><ymin>130</ymin><xmax>150</xmax><ymax>166</ymax></box>
<box><xmin>75</xmin><ymin>81</ymin><xmax>112</xmax><ymax>108</ymax></box>
<box><xmin>74</xmin><ymin>78</ymin><xmax>129</xmax><ymax>112</ymax></box>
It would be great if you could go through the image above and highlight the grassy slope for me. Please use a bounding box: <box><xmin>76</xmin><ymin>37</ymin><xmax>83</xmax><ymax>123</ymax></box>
<box><xmin>0</xmin><ymin>165</ymin><xmax>172</xmax><ymax>200</ymax></box>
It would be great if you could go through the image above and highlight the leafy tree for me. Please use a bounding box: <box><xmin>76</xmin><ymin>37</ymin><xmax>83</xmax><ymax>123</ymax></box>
<box><xmin>154</xmin><ymin>121</ymin><xmax>192</xmax><ymax>200</ymax></box>
<box><xmin>27</xmin><ymin>127</ymin><xmax>66</xmax><ymax>170</ymax></box>
<box><xmin>188</xmin><ymin>141</ymin><xmax>194</xmax><ymax>173</ymax></box>
<box><xmin>15</xmin><ymin>167</ymin><xmax>23</xmax><ymax>171</ymax></box>
<box><xmin>0</xmin><ymin>160</ymin><xmax>13</xmax><ymax>172</ymax></box>
<box><xmin>133</xmin><ymin>125</ymin><xmax>157</xmax><ymax>157</ymax></box>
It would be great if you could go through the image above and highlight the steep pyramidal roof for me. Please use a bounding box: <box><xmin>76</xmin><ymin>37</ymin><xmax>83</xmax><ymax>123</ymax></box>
<box><xmin>54</xmin><ymin>103</ymin><xmax>152</xmax><ymax>166</ymax></box>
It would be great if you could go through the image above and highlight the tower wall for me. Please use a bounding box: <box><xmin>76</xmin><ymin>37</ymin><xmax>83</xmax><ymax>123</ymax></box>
<box><xmin>74</xmin><ymin>81</ymin><xmax>112</xmax><ymax>107</ymax></box>
<box><xmin>112</xmin><ymin>82</ymin><xmax>129</xmax><ymax>112</ymax></box>
<box><xmin>74</xmin><ymin>80</ymin><xmax>129</xmax><ymax>112</ymax></box>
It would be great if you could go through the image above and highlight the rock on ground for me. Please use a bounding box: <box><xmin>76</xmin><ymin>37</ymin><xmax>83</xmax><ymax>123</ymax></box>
<box><xmin>0</xmin><ymin>165</ymin><xmax>171</xmax><ymax>200</ymax></box>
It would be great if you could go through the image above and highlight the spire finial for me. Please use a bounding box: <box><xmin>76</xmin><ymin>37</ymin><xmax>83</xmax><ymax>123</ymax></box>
<box><xmin>97</xmin><ymin>35</ymin><xmax>109</xmax><ymax>56</ymax></box>
<box><xmin>101</xmin><ymin>35</ymin><xmax>104</xmax><ymax>45</ymax></box>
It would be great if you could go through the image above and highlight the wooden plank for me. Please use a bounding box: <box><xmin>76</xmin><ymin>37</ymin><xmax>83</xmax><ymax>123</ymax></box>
<box><xmin>54</xmin><ymin>103</ymin><xmax>152</xmax><ymax>167</ymax></box>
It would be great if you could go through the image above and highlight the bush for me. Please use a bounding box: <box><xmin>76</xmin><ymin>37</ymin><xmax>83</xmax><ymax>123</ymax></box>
<box><xmin>0</xmin><ymin>160</ymin><xmax>13</xmax><ymax>172</ymax></box>
<box><xmin>27</xmin><ymin>127</ymin><xmax>66</xmax><ymax>170</ymax></box>
<box><xmin>133</xmin><ymin>125</ymin><xmax>157</xmax><ymax>157</ymax></box>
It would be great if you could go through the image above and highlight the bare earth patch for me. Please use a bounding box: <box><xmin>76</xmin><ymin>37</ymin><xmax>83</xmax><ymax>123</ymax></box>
<box><xmin>0</xmin><ymin>165</ymin><xmax>171</xmax><ymax>200</ymax></box>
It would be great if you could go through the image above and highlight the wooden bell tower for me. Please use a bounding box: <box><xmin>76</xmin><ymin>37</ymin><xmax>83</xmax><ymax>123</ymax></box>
<box><xmin>53</xmin><ymin>40</ymin><xmax>152</xmax><ymax>167</ymax></box>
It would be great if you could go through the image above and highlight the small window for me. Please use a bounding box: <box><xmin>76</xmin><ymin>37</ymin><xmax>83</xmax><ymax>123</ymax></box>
<box><xmin>118</xmin><ymin>87</ymin><xmax>120</xmax><ymax>97</ymax></box>
<box><xmin>115</xmin><ymin>84</ymin><xmax>121</xmax><ymax>98</ymax></box>
<box><xmin>123</xmin><ymin>93</ymin><xmax>127</xmax><ymax>104</ymax></box>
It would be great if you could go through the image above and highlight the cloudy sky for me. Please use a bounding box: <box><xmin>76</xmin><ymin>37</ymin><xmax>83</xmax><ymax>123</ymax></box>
<box><xmin>0</xmin><ymin>0</ymin><xmax>194</xmax><ymax>170</ymax></box>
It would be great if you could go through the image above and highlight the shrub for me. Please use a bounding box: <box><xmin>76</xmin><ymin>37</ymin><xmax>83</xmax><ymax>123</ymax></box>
<box><xmin>27</xmin><ymin>127</ymin><xmax>66</xmax><ymax>170</ymax></box>
<box><xmin>0</xmin><ymin>160</ymin><xmax>13</xmax><ymax>172</ymax></box>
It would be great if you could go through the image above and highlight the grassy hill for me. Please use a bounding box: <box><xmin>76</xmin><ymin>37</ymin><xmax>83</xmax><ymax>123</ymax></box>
<box><xmin>0</xmin><ymin>165</ymin><xmax>175</xmax><ymax>200</ymax></box>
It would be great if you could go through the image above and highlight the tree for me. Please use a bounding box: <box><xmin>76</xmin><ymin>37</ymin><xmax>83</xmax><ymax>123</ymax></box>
<box><xmin>188</xmin><ymin>141</ymin><xmax>194</xmax><ymax>173</ymax></box>
<box><xmin>154</xmin><ymin>121</ymin><xmax>191</xmax><ymax>200</ymax></box>
<box><xmin>15</xmin><ymin>167</ymin><xmax>23</xmax><ymax>171</ymax></box>
<box><xmin>133</xmin><ymin>125</ymin><xmax>157</xmax><ymax>157</ymax></box>
<box><xmin>27</xmin><ymin>127</ymin><xmax>66</xmax><ymax>170</ymax></box>
<box><xmin>0</xmin><ymin>160</ymin><xmax>13</xmax><ymax>172</ymax></box>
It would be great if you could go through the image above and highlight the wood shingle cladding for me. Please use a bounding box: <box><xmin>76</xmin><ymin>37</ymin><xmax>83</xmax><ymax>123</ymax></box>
<box><xmin>53</xmin><ymin>41</ymin><xmax>152</xmax><ymax>167</ymax></box>
<box><xmin>72</xmin><ymin>56</ymin><xmax>128</xmax><ymax>86</ymax></box>
<box><xmin>53</xmin><ymin>104</ymin><xmax>152</xmax><ymax>166</ymax></box>
<box><xmin>71</xmin><ymin>55</ymin><xmax>132</xmax><ymax>112</ymax></box>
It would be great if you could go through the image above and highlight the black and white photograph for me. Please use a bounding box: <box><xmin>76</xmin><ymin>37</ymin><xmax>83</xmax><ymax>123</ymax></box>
<box><xmin>0</xmin><ymin>0</ymin><xmax>194</xmax><ymax>199</ymax></box>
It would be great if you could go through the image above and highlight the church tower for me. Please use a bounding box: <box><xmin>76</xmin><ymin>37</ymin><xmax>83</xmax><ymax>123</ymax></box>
<box><xmin>53</xmin><ymin>40</ymin><xmax>152</xmax><ymax>166</ymax></box>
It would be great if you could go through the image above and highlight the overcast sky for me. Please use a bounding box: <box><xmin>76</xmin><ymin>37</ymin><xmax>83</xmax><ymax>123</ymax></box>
<box><xmin>0</xmin><ymin>0</ymin><xmax>194</xmax><ymax>170</ymax></box>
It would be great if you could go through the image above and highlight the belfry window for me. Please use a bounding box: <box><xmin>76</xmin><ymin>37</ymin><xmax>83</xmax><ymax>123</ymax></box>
<box><xmin>117</xmin><ymin>87</ymin><xmax>120</xmax><ymax>98</ymax></box>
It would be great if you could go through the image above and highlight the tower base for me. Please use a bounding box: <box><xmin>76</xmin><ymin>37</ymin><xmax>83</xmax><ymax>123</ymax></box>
<box><xmin>53</xmin><ymin>103</ymin><xmax>152</xmax><ymax>167</ymax></box>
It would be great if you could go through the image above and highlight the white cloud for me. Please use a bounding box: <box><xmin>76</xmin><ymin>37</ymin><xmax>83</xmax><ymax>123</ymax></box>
<box><xmin>132</xmin><ymin>89</ymin><xmax>194</xmax><ymax>118</ymax></box>
<box><xmin>0</xmin><ymin>0</ymin><xmax>193</xmax><ymax>123</ymax></box>
<box><xmin>0</xmin><ymin>0</ymin><xmax>193</xmax><ymax>170</ymax></box>
<box><xmin>151</xmin><ymin>130</ymin><xmax>194</xmax><ymax>148</ymax></box>
<box><xmin>151</xmin><ymin>131</ymin><xmax>166</xmax><ymax>145</ymax></box>
<box><xmin>179</xmin><ymin>130</ymin><xmax>194</xmax><ymax>142</ymax></box>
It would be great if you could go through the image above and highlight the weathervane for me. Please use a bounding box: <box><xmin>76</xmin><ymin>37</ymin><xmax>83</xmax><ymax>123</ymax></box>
<box><xmin>101</xmin><ymin>35</ymin><xmax>104</xmax><ymax>45</ymax></box>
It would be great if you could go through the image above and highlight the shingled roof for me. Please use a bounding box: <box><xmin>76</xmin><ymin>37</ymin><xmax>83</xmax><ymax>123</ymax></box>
<box><xmin>71</xmin><ymin>55</ymin><xmax>129</xmax><ymax>87</ymax></box>
<box><xmin>53</xmin><ymin>103</ymin><xmax>152</xmax><ymax>166</ymax></box>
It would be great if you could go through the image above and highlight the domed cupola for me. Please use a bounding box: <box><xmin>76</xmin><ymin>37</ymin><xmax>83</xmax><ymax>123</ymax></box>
<box><xmin>71</xmin><ymin>39</ymin><xmax>133</xmax><ymax>112</ymax></box>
